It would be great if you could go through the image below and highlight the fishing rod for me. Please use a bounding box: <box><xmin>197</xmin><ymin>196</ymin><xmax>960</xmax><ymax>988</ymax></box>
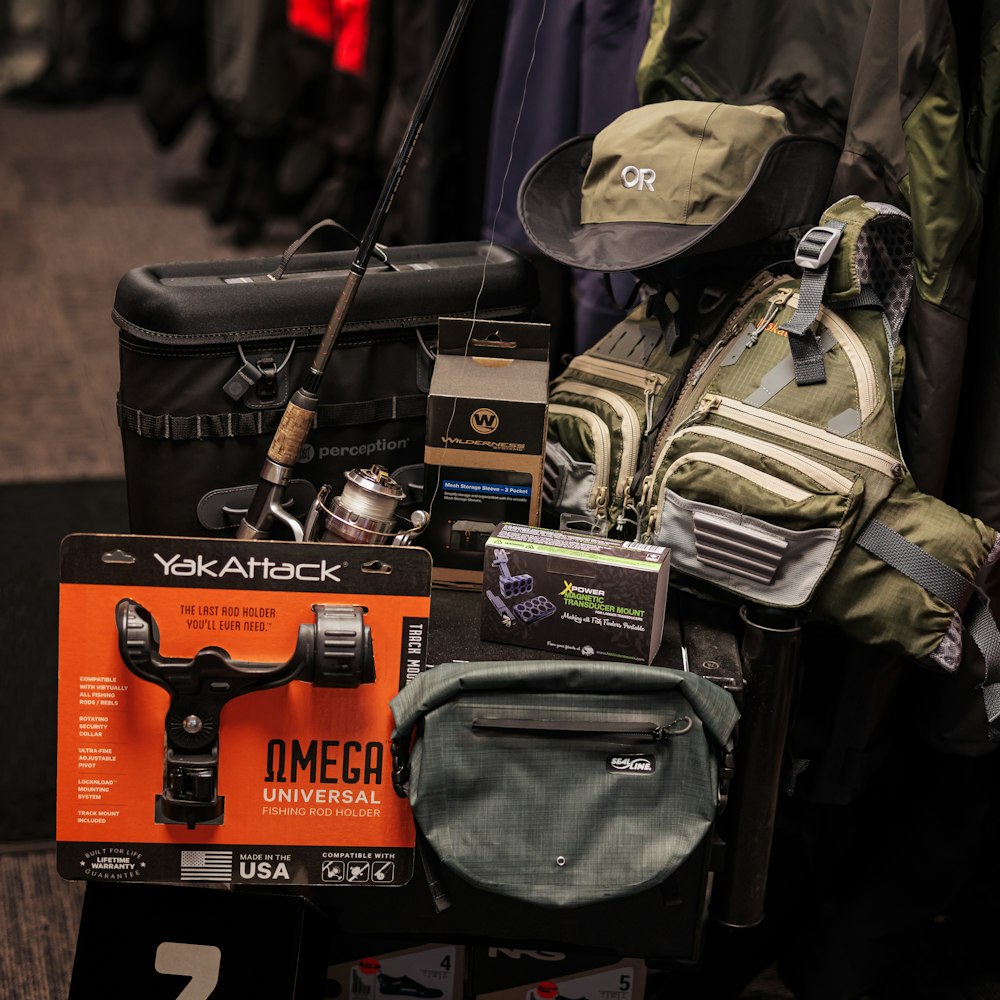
<box><xmin>237</xmin><ymin>0</ymin><xmax>477</xmax><ymax>542</ymax></box>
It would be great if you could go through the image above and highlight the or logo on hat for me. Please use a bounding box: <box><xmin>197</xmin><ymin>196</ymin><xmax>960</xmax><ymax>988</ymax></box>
<box><xmin>518</xmin><ymin>100</ymin><xmax>840</xmax><ymax>273</ymax></box>
<box><xmin>620</xmin><ymin>165</ymin><xmax>656</xmax><ymax>192</ymax></box>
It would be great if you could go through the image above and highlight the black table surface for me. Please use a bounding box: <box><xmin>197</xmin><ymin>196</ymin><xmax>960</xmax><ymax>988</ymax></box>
<box><xmin>426</xmin><ymin>585</ymin><xmax>743</xmax><ymax>694</ymax></box>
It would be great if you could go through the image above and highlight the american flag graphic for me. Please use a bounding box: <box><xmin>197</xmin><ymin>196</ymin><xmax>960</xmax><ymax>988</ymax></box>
<box><xmin>180</xmin><ymin>850</ymin><xmax>233</xmax><ymax>882</ymax></box>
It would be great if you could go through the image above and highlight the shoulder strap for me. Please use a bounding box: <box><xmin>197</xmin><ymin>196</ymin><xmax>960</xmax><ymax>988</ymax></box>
<box><xmin>856</xmin><ymin>519</ymin><xmax>1000</xmax><ymax>740</ymax></box>
<box><xmin>780</xmin><ymin>197</ymin><xmax>914</xmax><ymax>386</ymax></box>
<box><xmin>779</xmin><ymin>221</ymin><xmax>845</xmax><ymax>385</ymax></box>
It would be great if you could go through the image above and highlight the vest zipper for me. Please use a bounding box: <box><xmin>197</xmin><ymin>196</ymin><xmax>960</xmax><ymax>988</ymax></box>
<box><xmin>818</xmin><ymin>305</ymin><xmax>878</xmax><ymax>419</ymax></box>
<box><xmin>667</xmin><ymin>424</ymin><xmax>855</xmax><ymax>493</ymax></box>
<box><xmin>548</xmin><ymin>403</ymin><xmax>612</xmax><ymax>520</ymax></box>
<box><xmin>661</xmin><ymin>452</ymin><xmax>812</xmax><ymax>502</ymax></box>
<box><xmin>471</xmin><ymin>717</ymin><xmax>693</xmax><ymax>739</ymax></box>
<box><xmin>553</xmin><ymin>381</ymin><xmax>642</xmax><ymax>508</ymax></box>
<box><xmin>698</xmin><ymin>395</ymin><xmax>902</xmax><ymax>478</ymax></box>
<box><xmin>564</xmin><ymin>355</ymin><xmax>668</xmax><ymax>394</ymax></box>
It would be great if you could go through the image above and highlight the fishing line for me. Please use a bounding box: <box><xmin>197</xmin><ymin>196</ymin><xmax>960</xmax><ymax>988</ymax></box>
<box><xmin>426</xmin><ymin>0</ymin><xmax>549</xmax><ymax>524</ymax></box>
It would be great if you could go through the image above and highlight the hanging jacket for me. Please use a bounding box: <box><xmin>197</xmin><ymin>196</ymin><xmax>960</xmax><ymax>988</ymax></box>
<box><xmin>635</xmin><ymin>0</ymin><xmax>984</xmax><ymax>502</ymax></box>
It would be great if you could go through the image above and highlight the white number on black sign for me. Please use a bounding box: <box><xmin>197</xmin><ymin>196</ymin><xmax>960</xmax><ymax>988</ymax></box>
<box><xmin>154</xmin><ymin>942</ymin><xmax>222</xmax><ymax>1000</ymax></box>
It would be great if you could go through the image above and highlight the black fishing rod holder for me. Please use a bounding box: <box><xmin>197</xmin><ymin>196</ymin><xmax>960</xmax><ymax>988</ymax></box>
<box><xmin>115</xmin><ymin>598</ymin><xmax>375</xmax><ymax>828</ymax></box>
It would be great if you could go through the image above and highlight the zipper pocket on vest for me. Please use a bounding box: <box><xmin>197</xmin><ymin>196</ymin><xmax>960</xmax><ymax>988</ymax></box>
<box><xmin>564</xmin><ymin>356</ymin><xmax>667</xmax><ymax>428</ymax></box>
<box><xmin>552</xmin><ymin>381</ymin><xmax>643</xmax><ymax>505</ymax></box>
<box><xmin>695</xmin><ymin>395</ymin><xmax>902</xmax><ymax>479</ymax></box>
<box><xmin>661</xmin><ymin>453</ymin><xmax>813</xmax><ymax>503</ymax></box>
<box><xmin>667</xmin><ymin>425</ymin><xmax>855</xmax><ymax>494</ymax></box>
<box><xmin>784</xmin><ymin>297</ymin><xmax>879</xmax><ymax>420</ymax></box>
<box><xmin>471</xmin><ymin>717</ymin><xmax>693</xmax><ymax>739</ymax></box>
<box><xmin>548</xmin><ymin>403</ymin><xmax>612</xmax><ymax>520</ymax></box>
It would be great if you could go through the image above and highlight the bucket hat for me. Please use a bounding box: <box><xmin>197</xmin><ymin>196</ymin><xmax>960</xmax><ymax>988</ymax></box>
<box><xmin>517</xmin><ymin>101</ymin><xmax>841</xmax><ymax>272</ymax></box>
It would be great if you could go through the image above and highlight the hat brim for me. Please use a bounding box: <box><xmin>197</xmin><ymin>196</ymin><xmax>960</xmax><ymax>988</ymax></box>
<box><xmin>517</xmin><ymin>130</ymin><xmax>842</xmax><ymax>272</ymax></box>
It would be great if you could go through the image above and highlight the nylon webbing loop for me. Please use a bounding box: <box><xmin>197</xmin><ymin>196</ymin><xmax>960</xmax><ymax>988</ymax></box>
<box><xmin>841</xmin><ymin>286</ymin><xmax>883</xmax><ymax>310</ymax></box>
<box><xmin>857</xmin><ymin>518</ymin><xmax>1000</xmax><ymax>741</ymax></box>
<box><xmin>856</xmin><ymin>519</ymin><xmax>974</xmax><ymax>610</ymax></box>
<box><xmin>117</xmin><ymin>394</ymin><xmax>427</xmax><ymax>441</ymax></box>
<box><xmin>779</xmin><ymin>220</ymin><xmax>846</xmax><ymax>386</ymax></box>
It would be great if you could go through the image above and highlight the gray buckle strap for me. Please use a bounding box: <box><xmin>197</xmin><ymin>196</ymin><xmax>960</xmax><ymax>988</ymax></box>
<box><xmin>780</xmin><ymin>221</ymin><xmax>846</xmax><ymax>386</ymax></box>
<box><xmin>857</xmin><ymin>518</ymin><xmax>1000</xmax><ymax>741</ymax></box>
<box><xmin>794</xmin><ymin>225</ymin><xmax>843</xmax><ymax>269</ymax></box>
<box><xmin>965</xmin><ymin>599</ymin><xmax>1000</xmax><ymax>740</ymax></box>
<box><xmin>856</xmin><ymin>519</ymin><xmax>974</xmax><ymax>610</ymax></box>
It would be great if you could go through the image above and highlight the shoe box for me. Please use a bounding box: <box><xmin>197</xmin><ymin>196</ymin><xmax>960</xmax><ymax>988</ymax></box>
<box><xmin>466</xmin><ymin>946</ymin><xmax>646</xmax><ymax>1000</ymax></box>
<box><xmin>324</xmin><ymin>939</ymin><xmax>465</xmax><ymax>1000</ymax></box>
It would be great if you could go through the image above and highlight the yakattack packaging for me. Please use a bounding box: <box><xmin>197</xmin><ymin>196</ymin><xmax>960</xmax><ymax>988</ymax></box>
<box><xmin>423</xmin><ymin>317</ymin><xmax>550</xmax><ymax>588</ymax></box>
<box><xmin>57</xmin><ymin>533</ymin><xmax>431</xmax><ymax>886</ymax></box>
<box><xmin>480</xmin><ymin>523</ymin><xmax>670</xmax><ymax>663</ymax></box>
<box><xmin>325</xmin><ymin>941</ymin><xmax>465</xmax><ymax>1000</ymax></box>
<box><xmin>468</xmin><ymin>946</ymin><xmax>646</xmax><ymax>1000</ymax></box>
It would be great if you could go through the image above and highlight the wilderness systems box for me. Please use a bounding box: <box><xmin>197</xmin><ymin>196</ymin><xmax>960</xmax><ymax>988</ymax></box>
<box><xmin>56</xmin><ymin>533</ymin><xmax>431</xmax><ymax>886</ymax></box>
<box><xmin>480</xmin><ymin>523</ymin><xmax>670</xmax><ymax>662</ymax></box>
<box><xmin>422</xmin><ymin>317</ymin><xmax>550</xmax><ymax>587</ymax></box>
<box><xmin>114</xmin><ymin>242</ymin><xmax>537</xmax><ymax>538</ymax></box>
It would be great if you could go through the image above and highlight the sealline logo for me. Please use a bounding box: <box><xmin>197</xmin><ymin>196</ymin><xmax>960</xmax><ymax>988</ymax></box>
<box><xmin>608</xmin><ymin>755</ymin><xmax>655</xmax><ymax>774</ymax></box>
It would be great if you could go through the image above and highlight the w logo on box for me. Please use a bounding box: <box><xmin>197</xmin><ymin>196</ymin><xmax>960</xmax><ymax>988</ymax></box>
<box><xmin>470</xmin><ymin>408</ymin><xmax>499</xmax><ymax>434</ymax></box>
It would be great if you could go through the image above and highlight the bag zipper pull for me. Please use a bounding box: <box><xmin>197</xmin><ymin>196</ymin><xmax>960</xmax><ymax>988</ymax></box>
<box><xmin>644</xmin><ymin>502</ymin><xmax>659</xmax><ymax>539</ymax></box>
<box><xmin>674</xmin><ymin>393</ymin><xmax>720</xmax><ymax>432</ymax></box>
<box><xmin>637</xmin><ymin>473</ymin><xmax>653</xmax><ymax>511</ymax></box>
<box><xmin>747</xmin><ymin>300</ymin><xmax>783</xmax><ymax>348</ymax></box>
<box><xmin>643</xmin><ymin>375</ymin><xmax>658</xmax><ymax>433</ymax></box>
<box><xmin>594</xmin><ymin>485</ymin><xmax>609</xmax><ymax>520</ymax></box>
<box><xmin>655</xmin><ymin>716</ymin><xmax>694</xmax><ymax>738</ymax></box>
<box><xmin>615</xmin><ymin>495</ymin><xmax>640</xmax><ymax>538</ymax></box>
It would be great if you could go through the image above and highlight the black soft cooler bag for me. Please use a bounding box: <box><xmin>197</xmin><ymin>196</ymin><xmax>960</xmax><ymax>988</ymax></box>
<box><xmin>115</xmin><ymin>242</ymin><xmax>537</xmax><ymax>536</ymax></box>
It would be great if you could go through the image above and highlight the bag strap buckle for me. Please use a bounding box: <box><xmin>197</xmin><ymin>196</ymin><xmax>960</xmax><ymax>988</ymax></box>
<box><xmin>794</xmin><ymin>225</ymin><xmax>842</xmax><ymax>270</ymax></box>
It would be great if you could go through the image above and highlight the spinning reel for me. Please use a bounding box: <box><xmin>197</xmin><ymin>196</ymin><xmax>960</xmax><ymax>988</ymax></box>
<box><xmin>115</xmin><ymin>598</ymin><xmax>375</xmax><ymax>829</ymax></box>
<box><xmin>304</xmin><ymin>464</ymin><xmax>429</xmax><ymax>546</ymax></box>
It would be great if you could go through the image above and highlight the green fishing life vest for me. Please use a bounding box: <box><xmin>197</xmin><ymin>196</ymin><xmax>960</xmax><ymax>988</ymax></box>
<box><xmin>546</xmin><ymin>195</ymin><xmax>1000</xmax><ymax>742</ymax></box>
<box><xmin>642</xmin><ymin>196</ymin><xmax>1000</xmax><ymax>738</ymax></box>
